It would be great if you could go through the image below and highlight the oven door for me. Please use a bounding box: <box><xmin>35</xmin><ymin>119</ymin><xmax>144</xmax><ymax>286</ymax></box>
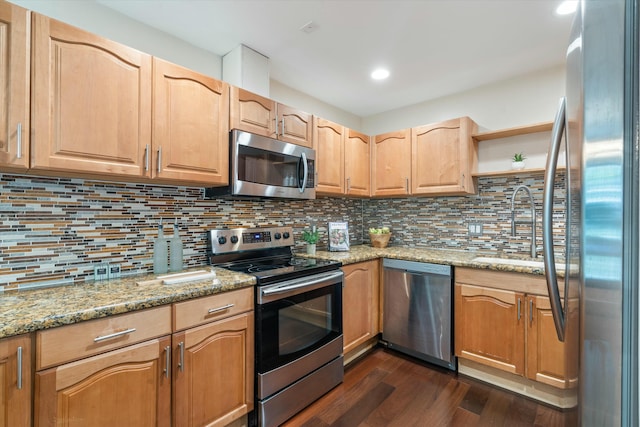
<box><xmin>256</xmin><ymin>270</ymin><xmax>343</xmax><ymax>375</ymax></box>
<box><xmin>232</xmin><ymin>129</ymin><xmax>316</xmax><ymax>199</ymax></box>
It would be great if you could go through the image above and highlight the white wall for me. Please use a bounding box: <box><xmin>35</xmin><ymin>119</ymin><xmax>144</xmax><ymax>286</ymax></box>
<box><xmin>11</xmin><ymin>0</ymin><xmax>221</xmax><ymax>78</ymax></box>
<box><xmin>362</xmin><ymin>65</ymin><xmax>566</xmax><ymax>135</ymax></box>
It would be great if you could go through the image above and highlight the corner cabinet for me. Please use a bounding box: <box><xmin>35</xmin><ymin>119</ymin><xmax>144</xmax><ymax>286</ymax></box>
<box><xmin>454</xmin><ymin>268</ymin><xmax>577</xmax><ymax>390</ymax></box>
<box><xmin>0</xmin><ymin>1</ymin><xmax>30</xmax><ymax>172</ymax></box>
<box><xmin>342</xmin><ymin>260</ymin><xmax>380</xmax><ymax>354</ymax></box>
<box><xmin>0</xmin><ymin>334</ymin><xmax>32</xmax><ymax>427</ymax></box>
<box><xmin>230</xmin><ymin>86</ymin><xmax>313</xmax><ymax>148</ymax></box>
<box><xmin>411</xmin><ymin>117</ymin><xmax>477</xmax><ymax>195</ymax></box>
<box><xmin>30</xmin><ymin>13</ymin><xmax>152</xmax><ymax>178</ymax></box>
<box><xmin>152</xmin><ymin>57</ymin><xmax>229</xmax><ymax>185</ymax></box>
<box><xmin>372</xmin><ymin>129</ymin><xmax>411</xmax><ymax>197</ymax></box>
<box><xmin>172</xmin><ymin>287</ymin><xmax>254</xmax><ymax>427</ymax></box>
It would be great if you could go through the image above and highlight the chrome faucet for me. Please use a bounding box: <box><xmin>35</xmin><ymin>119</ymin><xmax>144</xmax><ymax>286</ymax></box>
<box><xmin>510</xmin><ymin>185</ymin><xmax>538</xmax><ymax>258</ymax></box>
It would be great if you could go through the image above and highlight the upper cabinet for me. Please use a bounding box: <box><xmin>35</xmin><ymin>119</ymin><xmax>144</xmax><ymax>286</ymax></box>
<box><xmin>411</xmin><ymin>117</ymin><xmax>477</xmax><ymax>196</ymax></box>
<box><xmin>372</xmin><ymin>129</ymin><xmax>411</xmax><ymax>197</ymax></box>
<box><xmin>230</xmin><ymin>87</ymin><xmax>313</xmax><ymax>148</ymax></box>
<box><xmin>30</xmin><ymin>13</ymin><xmax>152</xmax><ymax>178</ymax></box>
<box><xmin>314</xmin><ymin>117</ymin><xmax>345</xmax><ymax>195</ymax></box>
<box><xmin>344</xmin><ymin>129</ymin><xmax>371</xmax><ymax>197</ymax></box>
<box><xmin>152</xmin><ymin>58</ymin><xmax>229</xmax><ymax>185</ymax></box>
<box><xmin>0</xmin><ymin>2</ymin><xmax>30</xmax><ymax>171</ymax></box>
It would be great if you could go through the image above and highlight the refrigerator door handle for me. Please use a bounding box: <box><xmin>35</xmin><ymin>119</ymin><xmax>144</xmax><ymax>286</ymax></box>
<box><xmin>543</xmin><ymin>96</ymin><xmax>567</xmax><ymax>342</ymax></box>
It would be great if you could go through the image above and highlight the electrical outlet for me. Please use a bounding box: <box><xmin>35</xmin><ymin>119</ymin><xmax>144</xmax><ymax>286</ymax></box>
<box><xmin>468</xmin><ymin>223</ymin><xmax>484</xmax><ymax>236</ymax></box>
<box><xmin>94</xmin><ymin>264</ymin><xmax>109</xmax><ymax>281</ymax></box>
<box><xmin>108</xmin><ymin>264</ymin><xmax>121</xmax><ymax>280</ymax></box>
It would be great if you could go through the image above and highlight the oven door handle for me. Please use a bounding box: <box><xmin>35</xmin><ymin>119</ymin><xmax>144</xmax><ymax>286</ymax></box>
<box><xmin>260</xmin><ymin>270</ymin><xmax>343</xmax><ymax>300</ymax></box>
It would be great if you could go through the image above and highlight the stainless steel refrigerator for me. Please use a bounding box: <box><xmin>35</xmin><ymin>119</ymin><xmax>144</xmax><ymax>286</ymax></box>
<box><xmin>543</xmin><ymin>0</ymin><xmax>639</xmax><ymax>425</ymax></box>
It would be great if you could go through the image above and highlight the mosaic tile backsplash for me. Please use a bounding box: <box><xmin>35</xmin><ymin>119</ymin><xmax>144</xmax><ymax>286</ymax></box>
<box><xmin>0</xmin><ymin>172</ymin><xmax>565</xmax><ymax>290</ymax></box>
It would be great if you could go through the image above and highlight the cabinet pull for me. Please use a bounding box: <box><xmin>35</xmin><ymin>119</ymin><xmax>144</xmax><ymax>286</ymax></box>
<box><xmin>144</xmin><ymin>144</ymin><xmax>150</xmax><ymax>172</ymax></box>
<box><xmin>346</xmin><ymin>177</ymin><xmax>351</xmax><ymax>193</ymax></box>
<box><xmin>164</xmin><ymin>345</ymin><xmax>170</xmax><ymax>378</ymax></box>
<box><xmin>208</xmin><ymin>303</ymin><xmax>234</xmax><ymax>314</ymax></box>
<box><xmin>157</xmin><ymin>146</ymin><xmax>162</xmax><ymax>173</ymax></box>
<box><xmin>517</xmin><ymin>298</ymin><xmax>522</xmax><ymax>320</ymax></box>
<box><xmin>281</xmin><ymin>118</ymin><xmax>285</xmax><ymax>136</ymax></box>
<box><xmin>93</xmin><ymin>327</ymin><xmax>137</xmax><ymax>342</ymax></box>
<box><xmin>16</xmin><ymin>346</ymin><xmax>23</xmax><ymax>390</ymax></box>
<box><xmin>16</xmin><ymin>123</ymin><xmax>22</xmax><ymax>159</ymax></box>
<box><xmin>405</xmin><ymin>177</ymin><xmax>409</xmax><ymax>193</ymax></box>
<box><xmin>178</xmin><ymin>341</ymin><xmax>185</xmax><ymax>372</ymax></box>
<box><xmin>529</xmin><ymin>299</ymin><xmax>534</xmax><ymax>324</ymax></box>
<box><xmin>274</xmin><ymin>117</ymin><xmax>279</xmax><ymax>136</ymax></box>
<box><xmin>461</xmin><ymin>173</ymin><xmax>465</xmax><ymax>189</ymax></box>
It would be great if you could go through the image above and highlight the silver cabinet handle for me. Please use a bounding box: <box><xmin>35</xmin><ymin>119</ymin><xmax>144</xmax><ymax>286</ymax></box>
<box><xmin>164</xmin><ymin>345</ymin><xmax>170</xmax><ymax>378</ymax></box>
<box><xmin>461</xmin><ymin>173</ymin><xmax>465</xmax><ymax>190</ymax></box>
<box><xmin>543</xmin><ymin>96</ymin><xmax>567</xmax><ymax>342</ymax></box>
<box><xmin>16</xmin><ymin>346</ymin><xmax>23</xmax><ymax>390</ymax></box>
<box><xmin>16</xmin><ymin>123</ymin><xmax>22</xmax><ymax>159</ymax></box>
<box><xmin>208</xmin><ymin>303</ymin><xmax>234</xmax><ymax>314</ymax></box>
<box><xmin>274</xmin><ymin>117</ymin><xmax>279</xmax><ymax>136</ymax></box>
<box><xmin>281</xmin><ymin>118</ymin><xmax>285</xmax><ymax>137</ymax></box>
<box><xmin>144</xmin><ymin>144</ymin><xmax>150</xmax><ymax>172</ymax></box>
<box><xmin>405</xmin><ymin>177</ymin><xmax>409</xmax><ymax>193</ymax></box>
<box><xmin>517</xmin><ymin>297</ymin><xmax>522</xmax><ymax>320</ymax></box>
<box><xmin>346</xmin><ymin>177</ymin><xmax>351</xmax><ymax>193</ymax></box>
<box><xmin>93</xmin><ymin>327</ymin><xmax>136</xmax><ymax>342</ymax></box>
<box><xmin>178</xmin><ymin>341</ymin><xmax>184</xmax><ymax>372</ymax></box>
<box><xmin>529</xmin><ymin>299</ymin><xmax>534</xmax><ymax>325</ymax></box>
<box><xmin>157</xmin><ymin>146</ymin><xmax>162</xmax><ymax>174</ymax></box>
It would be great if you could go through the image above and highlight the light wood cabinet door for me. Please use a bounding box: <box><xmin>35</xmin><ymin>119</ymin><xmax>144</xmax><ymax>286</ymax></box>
<box><xmin>35</xmin><ymin>336</ymin><xmax>172</xmax><ymax>427</ymax></box>
<box><xmin>152</xmin><ymin>57</ymin><xmax>229</xmax><ymax>185</ymax></box>
<box><xmin>0</xmin><ymin>2</ymin><xmax>29</xmax><ymax>171</ymax></box>
<box><xmin>526</xmin><ymin>295</ymin><xmax>575</xmax><ymax>389</ymax></box>
<box><xmin>173</xmin><ymin>312</ymin><xmax>254</xmax><ymax>427</ymax></box>
<box><xmin>411</xmin><ymin>117</ymin><xmax>477</xmax><ymax>196</ymax></box>
<box><xmin>342</xmin><ymin>260</ymin><xmax>380</xmax><ymax>354</ymax></box>
<box><xmin>314</xmin><ymin>117</ymin><xmax>345</xmax><ymax>195</ymax></box>
<box><xmin>0</xmin><ymin>334</ymin><xmax>32</xmax><ymax>427</ymax></box>
<box><xmin>230</xmin><ymin>86</ymin><xmax>276</xmax><ymax>138</ymax></box>
<box><xmin>31</xmin><ymin>13</ymin><xmax>151</xmax><ymax>178</ymax></box>
<box><xmin>344</xmin><ymin>129</ymin><xmax>371</xmax><ymax>197</ymax></box>
<box><xmin>455</xmin><ymin>283</ymin><xmax>525</xmax><ymax>376</ymax></box>
<box><xmin>278</xmin><ymin>104</ymin><xmax>313</xmax><ymax>148</ymax></box>
<box><xmin>372</xmin><ymin>129</ymin><xmax>411</xmax><ymax>197</ymax></box>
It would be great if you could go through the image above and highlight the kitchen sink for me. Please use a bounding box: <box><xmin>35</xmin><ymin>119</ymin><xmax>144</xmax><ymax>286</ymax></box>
<box><xmin>471</xmin><ymin>256</ymin><xmax>565</xmax><ymax>270</ymax></box>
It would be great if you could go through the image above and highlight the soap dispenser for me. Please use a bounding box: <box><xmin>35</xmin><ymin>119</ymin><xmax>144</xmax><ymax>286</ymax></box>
<box><xmin>169</xmin><ymin>219</ymin><xmax>184</xmax><ymax>272</ymax></box>
<box><xmin>153</xmin><ymin>220</ymin><xmax>168</xmax><ymax>274</ymax></box>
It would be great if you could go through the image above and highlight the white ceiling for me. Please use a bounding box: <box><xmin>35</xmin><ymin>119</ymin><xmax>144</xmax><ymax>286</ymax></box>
<box><xmin>96</xmin><ymin>0</ymin><xmax>574</xmax><ymax>118</ymax></box>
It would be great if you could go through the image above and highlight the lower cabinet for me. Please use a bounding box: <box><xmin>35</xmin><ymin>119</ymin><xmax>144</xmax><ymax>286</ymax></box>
<box><xmin>454</xmin><ymin>268</ymin><xmax>575</xmax><ymax>389</ymax></box>
<box><xmin>0</xmin><ymin>334</ymin><xmax>32</xmax><ymax>427</ymax></box>
<box><xmin>172</xmin><ymin>288</ymin><xmax>254</xmax><ymax>427</ymax></box>
<box><xmin>342</xmin><ymin>260</ymin><xmax>380</xmax><ymax>354</ymax></box>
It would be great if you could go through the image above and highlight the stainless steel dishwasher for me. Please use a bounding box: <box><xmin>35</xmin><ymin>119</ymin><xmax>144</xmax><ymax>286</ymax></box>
<box><xmin>382</xmin><ymin>258</ymin><xmax>455</xmax><ymax>370</ymax></box>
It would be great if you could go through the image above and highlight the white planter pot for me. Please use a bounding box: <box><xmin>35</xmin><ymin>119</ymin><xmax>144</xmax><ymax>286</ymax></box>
<box><xmin>511</xmin><ymin>161</ymin><xmax>525</xmax><ymax>170</ymax></box>
<box><xmin>306</xmin><ymin>243</ymin><xmax>316</xmax><ymax>255</ymax></box>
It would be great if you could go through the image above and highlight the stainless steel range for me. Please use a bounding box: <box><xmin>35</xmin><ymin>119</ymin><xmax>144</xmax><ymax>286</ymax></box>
<box><xmin>207</xmin><ymin>226</ymin><xmax>344</xmax><ymax>427</ymax></box>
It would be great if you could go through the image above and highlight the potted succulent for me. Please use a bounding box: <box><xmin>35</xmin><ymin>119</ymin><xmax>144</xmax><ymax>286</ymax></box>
<box><xmin>369</xmin><ymin>226</ymin><xmax>391</xmax><ymax>248</ymax></box>
<box><xmin>512</xmin><ymin>152</ymin><xmax>526</xmax><ymax>170</ymax></box>
<box><xmin>302</xmin><ymin>228</ymin><xmax>320</xmax><ymax>254</ymax></box>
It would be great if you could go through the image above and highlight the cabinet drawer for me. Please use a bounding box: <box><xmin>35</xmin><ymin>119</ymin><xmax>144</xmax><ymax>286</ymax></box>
<box><xmin>36</xmin><ymin>306</ymin><xmax>171</xmax><ymax>370</ymax></box>
<box><xmin>173</xmin><ymin>287</ymin><xmax>254</xmax><ymax>331</ymax></box>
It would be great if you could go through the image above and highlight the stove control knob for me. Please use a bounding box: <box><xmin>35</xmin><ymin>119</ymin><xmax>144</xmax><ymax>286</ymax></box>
<box><xmin>283</xmin><ymin>231</ymin><xmax>290</xmax><ymax>239</ymax></box>
<box><xmin>217</xmin><ymin>236</ymin><xmax>227</xmax><ymax>245</ymax></box>
<box><xmin>230</xmin><ymin>235</ymin><xmax>239</xmax><ymax>244</ymax></box>
<box><xmin>274</xmin><ymin>232</ymin><xmax>282</xmax><ymax>240</ymax></box>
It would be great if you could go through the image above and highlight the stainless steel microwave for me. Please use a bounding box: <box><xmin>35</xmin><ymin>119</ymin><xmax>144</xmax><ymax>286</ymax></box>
<box><xmin>205</xmin><ymin>130</ymin><xmax>316</xmax><ymax>200</ymax></box>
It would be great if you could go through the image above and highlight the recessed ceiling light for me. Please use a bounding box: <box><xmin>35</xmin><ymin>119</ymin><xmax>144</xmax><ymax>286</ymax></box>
<box><xmin>556</xmin><ymin>0</ymin><xmax>578</xmax><ymax>15</ymax></box>
<box><xmin>371</xmin><ymin>68</ymin><xmax>390</xmax><ymax>80</ymax></box>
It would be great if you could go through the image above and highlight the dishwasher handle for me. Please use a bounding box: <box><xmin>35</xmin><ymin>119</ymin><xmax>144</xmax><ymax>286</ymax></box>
<box><xmin>383</xmin><ymin>258</ymin><xmax>451</xmax><ymax>276</ymax></box>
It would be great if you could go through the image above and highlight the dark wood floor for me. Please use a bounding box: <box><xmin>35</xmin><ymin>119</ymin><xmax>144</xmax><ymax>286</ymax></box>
<box><xmin>283</xmin><ymin>348</ymin><xmax>576</xmax><ymax>427</ymax></box>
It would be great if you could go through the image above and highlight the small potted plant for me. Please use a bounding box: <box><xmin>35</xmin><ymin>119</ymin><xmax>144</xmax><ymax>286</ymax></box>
<box><xmin>369</xmin><ymin>226</ymin><xmax>391</xmax><ymax>248</ymax></box>
<box><xmin>512</xmin><ymin>152</ymin><xmax>526</xmax><ymax>170</ymax></box>
<box><xmin>302</xmin><ymin>228</ymin><xmax>320</xmax><ymax>254</ymax></box>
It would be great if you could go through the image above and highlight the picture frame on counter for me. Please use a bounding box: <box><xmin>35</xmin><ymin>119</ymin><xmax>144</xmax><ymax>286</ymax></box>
<box><xmin>328</xmin><ymin>222</ymin><xmax>350</xmax><ymax>251</ymax></box>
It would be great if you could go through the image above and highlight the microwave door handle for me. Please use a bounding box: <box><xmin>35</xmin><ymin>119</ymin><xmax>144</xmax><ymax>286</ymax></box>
<box><xmin>542</xmin><ymin>96</ymin><xmax>567</xmax><ymax>342</ymax></box>
<box><xmin>298</xmin><ymin>152</ymin><xmax>309</xmax><ymax>193</ymax></box>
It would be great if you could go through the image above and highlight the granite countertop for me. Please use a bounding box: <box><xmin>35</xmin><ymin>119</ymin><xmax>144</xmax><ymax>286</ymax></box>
<box><xmin>0</xmin><ymin>245</ymin><xmax>562</xmax><ymax>340</ymax></box>
<box><xmin>0</xmin><ymin>267</ymin><xmax>255</xmax><ymax>339</ymax></box>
